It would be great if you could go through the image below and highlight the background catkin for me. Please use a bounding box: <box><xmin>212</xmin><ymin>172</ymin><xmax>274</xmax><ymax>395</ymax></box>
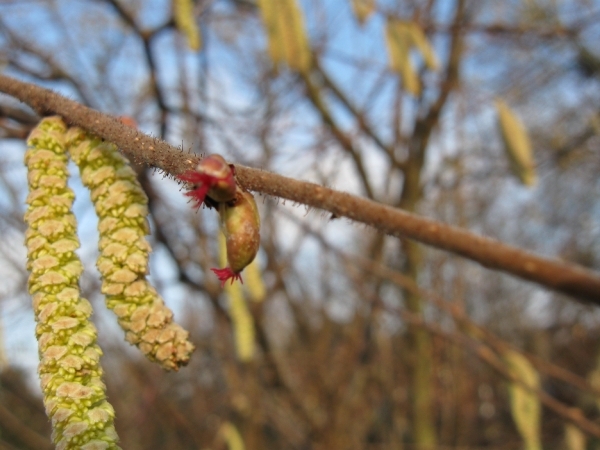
<box><xmin>218</xmin><ymin>232</ymin><xmax>255</xmax><ymax>361</ymax></box>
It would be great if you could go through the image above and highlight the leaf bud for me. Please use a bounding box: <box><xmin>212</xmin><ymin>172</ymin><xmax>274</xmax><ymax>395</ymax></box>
<box><xmin>211</xmin><ymin>188</ymin><xmax>260</xmax><ymax>286</ymax></box>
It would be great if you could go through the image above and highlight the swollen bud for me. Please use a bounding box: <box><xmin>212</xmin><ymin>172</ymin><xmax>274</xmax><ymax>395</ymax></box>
<box><xmin>212</xmin><ymin>188</ymin><xmax>260</xmax><ymax>286</ymax></box>
<box><xmin>179</xmin><ymin>154</ymin><xmax>236</xmax><ymax>207</ymax></box>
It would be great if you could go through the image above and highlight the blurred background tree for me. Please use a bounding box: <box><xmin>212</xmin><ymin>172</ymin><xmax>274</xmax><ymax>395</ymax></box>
<box><xmin>0</xmin><ymin>0</ymin><xmax>600</xmax><ymax>448</ymax></box>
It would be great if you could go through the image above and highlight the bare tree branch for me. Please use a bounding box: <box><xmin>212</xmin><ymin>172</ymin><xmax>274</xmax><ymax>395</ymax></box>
<box><xmin>1</xmin><ymin>73</ymin><xmax>600</xmax><ymax>304</ymax></box>
<box><xmin>0</xmin><ymin>403</ymin><xmax>52</xmax><ymax>450</ymax></box>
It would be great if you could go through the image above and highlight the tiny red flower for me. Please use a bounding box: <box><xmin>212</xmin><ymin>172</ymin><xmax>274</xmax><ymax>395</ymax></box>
<box><xmin>211</xmin><ymin>267</ymin><xmax>243</xmax><ymax>287</ymax></box>
<box><xmin>179</xmin><ymin>154</ymin><xmax>236</xmax><ymax>208</ymax></box>
<box><xmin>179</xmin><ymin>170</ymin><xmax>214</xmax><ymax>208</ymax></box>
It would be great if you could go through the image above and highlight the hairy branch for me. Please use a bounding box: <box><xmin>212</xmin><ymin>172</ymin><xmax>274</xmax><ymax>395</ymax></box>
<box><xmin>1</xmin><ymin>74</ymin><xmax>600</xmax><ymax>304</ymax></box>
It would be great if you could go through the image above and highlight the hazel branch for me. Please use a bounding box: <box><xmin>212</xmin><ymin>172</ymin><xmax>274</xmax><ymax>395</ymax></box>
<box><xmin>1</xmin><ymin>74</ymin><xmax>600</xmax><ymax>305</ymax></box>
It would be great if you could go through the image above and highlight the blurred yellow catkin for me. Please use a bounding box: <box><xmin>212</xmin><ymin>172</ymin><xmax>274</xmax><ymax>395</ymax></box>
<box><xmin>173</xmin><ymin>0</ymin><xmax>202</xmax><ymax>51</ymax></box>
<box><xmin>495</xmin><ymin>98</ymin><xmax>537</xmax><ymax>186</ymax></box>
<box><xmin>350</xmin><ymin>0</ymin><xmax>376</xmax><ymax>25</ymax></box>
<box><xmin>256</xmin><ymin>0</ymin><xmax>311</xmax><ymax>73</ymax></box>
<box><xmin>504</xmin><ymin>350</ymin><xmax>542</xmax><ymax>450</ymax></box>
<box><xmin>244</xmin><ymin>258</ymin><xmax>266</xmax><ymax>303</ymax></box>
<box><xmin>385</xmin><ymin>18</ymin><xmax>420</xmax><ymax>96</ymax></box>
<box><xmin>564</xmin><ymin>423</ymin><xmax>586</xmax><ymax>450</ymax></box>
<box><xmin>219</xmin><ymin>232</ymin><xmax>255</xmax><ymax>361</ymax></box>
<box><xmin>406</xmin><ymin>21</ymin><xmax>439</xmax><ymax>70</ymax></box>
<box><xmin>219</xmin><ymin>422</ymin><xmax>245</xmax><ymax>450</ymax></box>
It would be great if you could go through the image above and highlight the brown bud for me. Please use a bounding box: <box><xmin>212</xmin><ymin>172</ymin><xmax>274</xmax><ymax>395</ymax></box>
<box><xmin>212</xmin><ymin>188</ymin><xmax>260</xmax><ymax>286</ymax></box>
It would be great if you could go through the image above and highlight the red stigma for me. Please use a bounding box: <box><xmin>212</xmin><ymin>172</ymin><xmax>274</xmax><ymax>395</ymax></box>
<box><xmin>179</xmin><ymin>171</ymin><xmax>215</xmax><ymax>208</ymax></box>
<box><xmin>211</xmin><ymin>267</ymin><xmax>243</xmax><ymax>287</ymax></box>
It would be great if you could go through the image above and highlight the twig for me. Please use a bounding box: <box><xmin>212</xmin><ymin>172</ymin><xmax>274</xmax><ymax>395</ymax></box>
<box><xmin>291</xmin><ymin>212</ymin><xmax>600</xmax><ymax>399</ymax></box>
<box><xmin>312</xmin><ymin>59</ymin><xmax>402</xmax><ymax>169</ymax></box>
<box><xmin>1</xmin><ymin>74</ymin><xmax>600</xmax><ymax>304</ymax></box>
<box><xmin>105</xmin><ymin>0</ymin><xmax>171</xmax><ymax>137</ymax></box>
<box><xmin>0</xmin><ymin>403</ymin><xmax>53</xmax><ymax>450</ymax></box>
<box><xmin>401</xmin><ymin>311</ymin><xmax>600</xmax><ymax>439</ymax></box>
<box><xmin>300</xmin><ymin>71</ymin><xmax>376</xmax><ymax>199</ymax></box>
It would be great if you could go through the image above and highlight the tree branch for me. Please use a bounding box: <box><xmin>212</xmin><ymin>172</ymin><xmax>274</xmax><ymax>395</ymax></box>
<box><xmin>1</xmin><ymin>74</ymin><xmax>600</xmax><ymax>304</ymax></box>
<box><xmin>300</xmin><ymin>71</ymin><xmax>376</xmax><ymax>199</ymax></box>
<box><xmin>0</xmin><ymin>403</ymin><xmax>52</xmax><ymax>450</ymax></box>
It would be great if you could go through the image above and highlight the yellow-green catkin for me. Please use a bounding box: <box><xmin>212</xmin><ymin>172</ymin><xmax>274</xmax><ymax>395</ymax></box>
<box><xmin>24</xmin><ymin>117</ymin><xmax>120</xmax><ymax>450</ymax></box>
<box><xmin>350</xmin><ymin>0</ymin><xmax>376</xmax><ymax>25</ymax></box>
<box><xmin>244</xmin><ymin>259</ymin><xmax>266</xmax><ymax>303</ymax></box>
<box><xmin>385</xmin><ymin>18</ymin><xmax>420</xmax><ymax>96</ymax></box>
<box><xmin>173</xmin><ymin>0</ymin><xmax>202</xmax><ymax>51</ymax></box>
<box><xmin>219</xmin><ymin>233</ymin><xmax>255</xmax><ymax>362</ymax></box>
<box><xmin>495</xmin><ymin>99</ymin><xmax>537</xmax><ymax>186</ymax></box>
<box><xmin>257</xmin><ymin>0</ymin><xmax>312</xmax><ymax>73</ymax></box>
<box><xmin>504</xmin><ymin>350</ymin><xmax>542</xmax><ymax>450</ymax></box>
<box><xmin>219</xmin><ymin>422</ymin><xmax>245</xmax><ymax>450</ymax></box>
<box><xmin>65</xmin><ymin>127</ymin><xmax>194</xmax><ymax>371</ymax></box>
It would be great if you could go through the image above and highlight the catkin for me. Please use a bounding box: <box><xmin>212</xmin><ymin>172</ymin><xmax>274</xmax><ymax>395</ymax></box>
<box><xmin>219</xmin><ymin>233</ymin><xmax>255</xmax><ymax>362</ymax></box>
<box><xmin>66</xmin><ymin>127</ymin><xmax>194</xmax><ymax>371</ymax></box>
<box><xmin>25</xmin><ymin>117</ymin><xmax>120</xmax><ymax>450</ymax></box>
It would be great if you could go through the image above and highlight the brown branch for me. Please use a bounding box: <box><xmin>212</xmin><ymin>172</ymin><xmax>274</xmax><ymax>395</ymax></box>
<box><xmin>338</xmin><ymin>241</ymin><xmax>600</xmax><ymax>439</ymax></box>
<box><xmin>296</xmin><ymin>211</ymin><xmax>600</xmax><ymax>441</ymax></box>
<box><xmin>300</xmin><ymin>71</ymin><xmax>376</xmax><ymax>199</ymax></box>
<box><xmin>290</xmin><ymin>213</ymin><xmax>600</xmax><ymax>399</ymax></box>
<box><xmin>400</xmin><ymin>311</ymin><xmax>600</xmax><ymax>439</ymax></box>
<box><xmin>1</xmin><ymin>74</ymin><xmax>600</xmax><ymax>304</ymax></box>
<box><xmin>105</xmin><ymin>0</ymin><xmax>172</xmax><ymax>137</ymax></box>
<box><xmin>0</xmin><ymin>403</ymin><xmax>52</xmax><ymax>450</ymax></box>
<box><xmin>312</xmin><ymin>59</ymin><xmax>402</xmax><ymax>169</ymax></box>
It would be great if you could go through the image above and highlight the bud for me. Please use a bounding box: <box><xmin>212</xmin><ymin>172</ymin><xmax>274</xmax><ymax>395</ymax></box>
<box><xmin>179</xmin><ymin>154</ymin><xmax>236</xmax><ymax>207</ymax></box>
<box><xmin>211</xmin><ymin>188</ymin><xmax>260</xmax><ymax>286</ymax></box>
<box><xmin>118</xmin><ymin>116</ymin><xmax>138</xmax><ymax>129</ymax></box>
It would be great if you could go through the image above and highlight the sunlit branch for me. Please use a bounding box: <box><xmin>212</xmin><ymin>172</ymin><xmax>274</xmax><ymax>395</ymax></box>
<box><xmin>1</xmin><ymin>73</ymin><xmax>600</xmax><ymax>305</ymax></box>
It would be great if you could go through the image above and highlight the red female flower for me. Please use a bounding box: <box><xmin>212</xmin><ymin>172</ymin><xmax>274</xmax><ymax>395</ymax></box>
<box><xmin>179</xmin><ymin>154</ymin><xmax>236</xmax><ymax>207</ymax></box>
